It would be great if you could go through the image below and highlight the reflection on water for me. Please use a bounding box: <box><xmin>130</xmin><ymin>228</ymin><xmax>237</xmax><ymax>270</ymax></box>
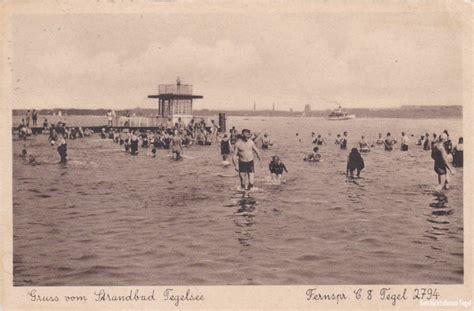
<box><xmin>430</xmin><ymin>193</ymin><xmax>453</xmax><ymax>216</ymax></box>
<box><xmin>233</xmin><ymin>197</ymin><xmax>257</xmax><ymax>250</ymax></box>
<box><xmin>425</xmin><ymin>194</ymin><xmax>451</xmax><ymax>241</ymax></box>
<box><xmin>421</xmin><ymin>191</ymin><xmax>462</xmax><ymax>271</ymax></box>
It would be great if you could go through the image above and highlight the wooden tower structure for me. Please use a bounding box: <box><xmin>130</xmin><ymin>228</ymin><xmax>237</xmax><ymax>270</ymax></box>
<box><xmin>148</xmin><ymin>77</ymin><xmax>203</xmax><ymax>125</ymax></box>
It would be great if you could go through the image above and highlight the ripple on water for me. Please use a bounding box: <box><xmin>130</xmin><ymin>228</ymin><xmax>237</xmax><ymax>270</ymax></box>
<box><xmin>12</xmin><ymin>117</ymin><xmax>463</xmax><ymax>285</ymax></box>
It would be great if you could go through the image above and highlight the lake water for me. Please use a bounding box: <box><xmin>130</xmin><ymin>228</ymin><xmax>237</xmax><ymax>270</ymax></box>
<box><xmin>13</xmin><ymin>116</ymin><xmax>463</xmax><ymax>285</ymax></box>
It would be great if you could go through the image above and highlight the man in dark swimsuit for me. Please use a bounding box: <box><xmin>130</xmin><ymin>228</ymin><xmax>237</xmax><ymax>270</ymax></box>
<box><xmin>220</xmin><ymin>134</ymin><xmax>232</xmax><ymax>161</ymax></box>
<box><xmin>232</xmin><ymin>129</ymin><xmax>262</xmax><ymax>191</ymax></box>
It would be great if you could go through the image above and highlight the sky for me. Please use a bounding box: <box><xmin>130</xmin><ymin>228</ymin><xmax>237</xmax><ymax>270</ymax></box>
<box><xmin>11</xmin><ymin>7</ymin><xmax>464</xmax><ymax>111</ymax></box>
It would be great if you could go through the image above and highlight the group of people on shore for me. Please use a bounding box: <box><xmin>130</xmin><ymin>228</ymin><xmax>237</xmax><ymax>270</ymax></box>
<box><xmin>16</xmin><ymin>110</ymin><xmax>48</xmax><ymax>139</ymax></box>
<box><xmin>19</xmin><ymin>109</ymin><xmax>39</xmax><ymax>127</ymax></box>
<box><xmin>16</xmin><ymin>110</ymin><xmax>65</xmax><ymax>140</ymax></box>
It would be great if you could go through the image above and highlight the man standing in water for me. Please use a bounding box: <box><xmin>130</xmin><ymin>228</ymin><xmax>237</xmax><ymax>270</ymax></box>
<box><xmin>384</xmin><ymin>132</ymin><xmax>396</xmax><ymax>151</ymax></box>
<box><xmin>340</xmin><ymin>131</ymin><xmax>348</xmax><ymax>150</ymax></box>
<box><xmin>57</xmin><ymin>134</ymin><xmax>68</xmax><ymax>165</ymax></box>
<box><xmin>171</xmin><ymin>130</ymin><xmax>184</xmax><ymax>160</ymax></box>
<box><xmin>400</xmin><ymin>132</ymin><xmax>409</xmax><ymax>151</ymax></box>
<box><xmin>232</xmin><ymin>129</ymin><xmax>262</xmax><ymax>191</ymax></box>
<box><xmin>229</xmin><ymin>126</ymin><xmax>238</xmax><ymax>145</ymax></box>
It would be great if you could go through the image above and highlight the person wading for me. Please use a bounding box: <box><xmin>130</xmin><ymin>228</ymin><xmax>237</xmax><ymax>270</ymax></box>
<box><xmin>232</xmin><ymin>129</ymin><xmax>262</xmax><ymax>191</ymax></box>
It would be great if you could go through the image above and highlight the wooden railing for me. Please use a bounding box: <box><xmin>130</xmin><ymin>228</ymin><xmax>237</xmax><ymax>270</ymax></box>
<box><xmin>158</xmin><ymin>84</ymin><xmax>193</xmax><ymax>95</ymax></box>
<box><xmin>115</xmin><ymin>116</ymin><xmax>161</xmax><ymax>127</ymax></box>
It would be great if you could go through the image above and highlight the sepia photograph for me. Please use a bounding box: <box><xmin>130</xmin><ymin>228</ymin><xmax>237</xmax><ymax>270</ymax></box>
<box><xmin>6</xmin><ymin>0</ymin><xmax>468</xmax><ymax>293</ymax></box>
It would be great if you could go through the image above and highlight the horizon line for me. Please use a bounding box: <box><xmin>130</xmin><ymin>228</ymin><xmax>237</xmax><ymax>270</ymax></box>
<box><xmin>11</xmin><ymin>104</ymin><xmax>463</xmax><ymax>112</ymax></box>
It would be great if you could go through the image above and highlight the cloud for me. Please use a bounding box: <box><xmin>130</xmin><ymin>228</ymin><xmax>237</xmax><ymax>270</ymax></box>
<box><xmin>12</xmin><ymin>12</ymin><xmax>463</xmax><ymax>110</ymax></box>
<box><xmin>34</xmin><ymin>37</ymin><xmax>261</xmax><ymax>80</ymax></box>
<box><xmin>21</xmin><ymin>36</ymin><xmax>262</xmax><ymax>108</ymax></box>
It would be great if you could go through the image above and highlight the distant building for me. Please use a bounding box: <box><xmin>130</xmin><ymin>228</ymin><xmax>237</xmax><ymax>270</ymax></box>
<box><xmin>147</xmin><ymin>77</ymin><xmax>203</xmax><ymax>125</ymax></box>
<box><xmin>304</xmin><ymin>104</ymin><xmax>311</xmax><ymax>114</ymax></box>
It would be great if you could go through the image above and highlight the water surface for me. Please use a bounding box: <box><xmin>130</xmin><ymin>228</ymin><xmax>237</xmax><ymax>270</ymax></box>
<box><xmin>13</xmin><ymin>116</ymin><xmax>463</xmax><ymax>285</ymax></box>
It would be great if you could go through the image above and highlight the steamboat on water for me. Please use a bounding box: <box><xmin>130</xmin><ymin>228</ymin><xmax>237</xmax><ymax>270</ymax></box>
<box><xmin>327</xmin><ymin>106</ymin><xmax>355</xmax><ymax>121</ymax></box>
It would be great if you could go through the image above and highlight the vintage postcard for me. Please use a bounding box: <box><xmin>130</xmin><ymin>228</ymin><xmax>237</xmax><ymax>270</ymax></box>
<box><xmin>0</xmin><ymin>0</ymin><xmax>472</xmax><ymax>310</ymax></box>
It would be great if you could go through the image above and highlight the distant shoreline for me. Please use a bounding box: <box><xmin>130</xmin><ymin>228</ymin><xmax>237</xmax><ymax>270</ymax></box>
<box><xmin>11</xmin><ymin>105</ymin><xmax>462</xmax><ymax>119</ymax></box>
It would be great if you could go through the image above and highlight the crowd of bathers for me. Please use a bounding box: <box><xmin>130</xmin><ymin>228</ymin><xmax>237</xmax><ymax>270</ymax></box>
<box><xmin>100</xmin><ymin>117</ymin><xmax>226</xmax><ymax>158</ymax></box>
<box><xmin>16</xmin><ymin>113</ymin><xmax>464</xmax><ymax>192</ymax></box>
<box><xmin>305</xmin><ymin>129</ymin><xmax>463</xmax><ymax>190</ymax></box>
<box><xmin>18</xmin><ymin>119</ymin><xmax>96</xmax><ymax>166</ymax></box>
<box><xmin>17</xmin><ymin>116</ymin><xmax>223</xmax><ymax>162</ymax></box>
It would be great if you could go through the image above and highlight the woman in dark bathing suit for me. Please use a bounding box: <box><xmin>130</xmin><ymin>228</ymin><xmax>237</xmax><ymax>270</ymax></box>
<box><xmin>347</xmin><ymin>148</ymin><xmax>364</xmax><ymax>178</ymax></box>
<box><xmin>269</xmin><ymin>155</ymin><xmax>288</xmax><ymax>184</ymax></box>
<box><xmin>423</xmin><ymin>133</ymin><xmax>431</xmax><ymax>150</ymax></box>
<box><xmin>220</xmin><ymin>134</ymin><xmax>232</xmax><ymax>161</ymax></box>
<box><xmin>384</xmin><ymin>132</ymin><xmax>395</xmax><ymax>151</ymax></box>
<box><xmin>130</xmin><ymin>132</ymin><xmax>139</xmax><ymax>155</ymax></box>
<box><xmin>431</xmin><ymin>134</ymin><xmax>454</xmax><ymax>190</ymax></box>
